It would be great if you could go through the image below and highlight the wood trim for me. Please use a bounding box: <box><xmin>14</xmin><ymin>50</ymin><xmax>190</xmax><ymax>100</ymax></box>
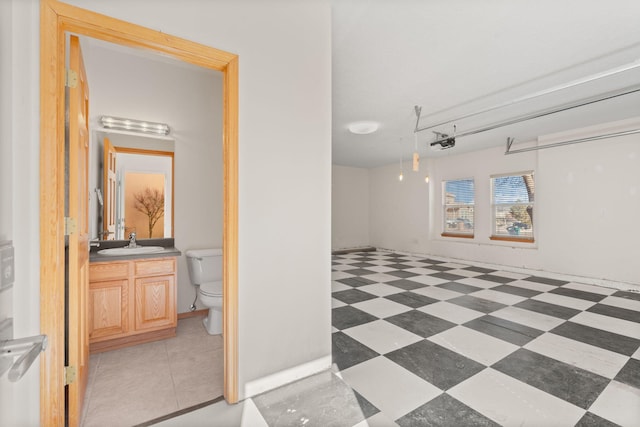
<box><xmin>489</xmin><ymin>235</ymin><xmax>535</xmax><ymax>243</ymax></box>
<box><xmin>178</xmin><ymin>308</ymin><xmax>209</xmax><ymax>320</ymax></box>
<box><xmin>441</xmin><ymin>232</ymin><xmax>475</xmax><ymax>239</ymax></box>
<box><xmin>40</xmin><ymin>1</ymin><xmax>240</xmax><ymax>424</ymax></box>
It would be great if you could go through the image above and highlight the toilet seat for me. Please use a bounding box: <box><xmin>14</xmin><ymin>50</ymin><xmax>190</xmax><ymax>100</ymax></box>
<box><xmin>199</xmin><ymin>280</ymin><xmax>222</xmax><ymax>296</ymax></box>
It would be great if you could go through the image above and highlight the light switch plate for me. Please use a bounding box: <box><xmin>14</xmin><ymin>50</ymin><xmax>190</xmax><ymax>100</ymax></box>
<box><xmin>0</xmin><ymin>241</ymin><xmax>14</xmax><ymax>291</ymax></box>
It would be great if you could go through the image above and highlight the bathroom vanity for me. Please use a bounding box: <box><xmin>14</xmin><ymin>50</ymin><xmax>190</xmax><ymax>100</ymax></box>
<box><xmin>88</xmin><ymin>241</ymin><xmax>181</xmax><ymax>353</ymax></box>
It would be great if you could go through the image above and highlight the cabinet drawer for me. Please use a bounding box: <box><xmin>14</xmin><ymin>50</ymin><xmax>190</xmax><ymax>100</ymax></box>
<box><xmin>135</xmin><ymin>258</ymin><xmax>176</xmax><ymax>277</ymax></box>
<box><xmin>90</xmin><ymin>262</ymin><xmax>130</xmax><ymax>281</ymax></box>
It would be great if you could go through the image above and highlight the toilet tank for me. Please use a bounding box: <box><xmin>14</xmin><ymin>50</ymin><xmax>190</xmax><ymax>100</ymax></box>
<box><xmin>185</xmin><ymin>248</ymin><xmax>223</xmax><ymax>285</ymax></box>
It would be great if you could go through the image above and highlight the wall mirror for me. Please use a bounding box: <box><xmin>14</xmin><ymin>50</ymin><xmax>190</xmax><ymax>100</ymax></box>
<box><xmin>94</xmin><ymin>131</ymin><xmax>174</xmax><ymax>240</ymax></box>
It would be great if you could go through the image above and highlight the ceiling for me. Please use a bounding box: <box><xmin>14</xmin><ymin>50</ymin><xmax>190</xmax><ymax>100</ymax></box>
<box><xmin>331</xmin><ymin>1</ymin><xmax>640</xmax><ymax>168</ymax></box>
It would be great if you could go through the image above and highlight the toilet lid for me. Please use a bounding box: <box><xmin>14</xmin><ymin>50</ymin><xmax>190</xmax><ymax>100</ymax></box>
<box><xmin>200</xmin><ymin>281</ymin><xmax>222</xmax><ymax>296</ymax></box>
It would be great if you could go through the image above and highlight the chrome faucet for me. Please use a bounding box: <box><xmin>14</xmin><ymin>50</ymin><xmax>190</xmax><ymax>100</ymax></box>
<box><xmin>128</xmin><ymin>232</ymin><xmax>137</xmax><ymax>248</ymax></box>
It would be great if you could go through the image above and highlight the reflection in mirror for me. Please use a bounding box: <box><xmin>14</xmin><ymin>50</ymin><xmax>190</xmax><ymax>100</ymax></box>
<box><xmin>93</xmin><ymin>132</ymin><xmax>174</xmax><ymax>240</ymax></box>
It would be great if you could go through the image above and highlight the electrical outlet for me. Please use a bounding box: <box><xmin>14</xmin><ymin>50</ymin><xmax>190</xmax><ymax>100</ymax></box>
<box><xmin>0</xmin><ymin>242</ymin><xmax>14</xmax><ymax>291</ymax></box>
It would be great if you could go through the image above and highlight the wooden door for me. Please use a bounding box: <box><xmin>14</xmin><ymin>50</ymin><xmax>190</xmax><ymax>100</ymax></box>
<box><xmin>103</xmin><ymin>137</ymin><xmax>117</xmax><ymax>240</ymax></box>
<box><xmin>67</xmin><ymin>34</ymin><xmax>90</xmax><ymax>427</ymax></box>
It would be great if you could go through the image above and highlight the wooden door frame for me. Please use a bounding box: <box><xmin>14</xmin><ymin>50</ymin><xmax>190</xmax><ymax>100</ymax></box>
<box><xmin>39</xmin><ymin>1</ymin><xmax>239</xmax><ymax>424</ymax></box>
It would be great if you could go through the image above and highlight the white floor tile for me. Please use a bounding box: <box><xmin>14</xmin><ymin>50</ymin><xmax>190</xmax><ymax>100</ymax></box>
<box><xmin>489</xmin><ymin>271</ymin><xmax>529</xmax><ymax>280</ymax></box>
<box><xmin>447</xmin><ymin>269</ymin><xmax>484</xmax><ymax>278</ymax></box>
<box><xmin>491</xmin><ymin>306</ymin><xmax>565</xmax><ymax>331</ymax></box>
<box><xmin>571</xmin><ymin>311</ymin><xmax>640</xmax><ymax>339</ymax></box>
<box><xmin>531</xmin><ymin>291</ymin><xmax>596</xmax><ymax>311</ymax></box>
<box><xmin>524</xmin><ymin>333</ymin><xmax>629</xmax><ymax>379</ymax></box>
<box><xmin>470</xmin><ymin>289</ymin><xmax>527</xmax><ymax>305</ymax></box>
<box><xmin>457</xmin><ymin>277</ymin><xmax>501</xmax><ymax>289</ymax></box>
<box><xmin>418</xmin><ymin>301</ymin><xmax>485</xmax><ymax>324</ymax></box>
<box><xmin>341</xmin><ymin>356</ymin><xmax>441</xmax><ymax>421</ymax></box>
<box><xmin>405</xmin><ymin>275</ymin><xmax>449</xmax><ymax>286</ymax></box>
<box><xmin>365</xmin><ymin>265</ymin><xmax>397</xmax><ymax>273</ymax></box>
<box><xmin>332</xmin><ymin>326</ymin><xmax>339</xmax><ymax>333</ymax></box>
<box><xmin>563</xmin><ymin>282</ymin><xmax>617</xmax><ymax>295</ymax></box>
<box><xmin>332</xmin><ymin>264</ymin><xmax>358</xmax><ymax>271</ymax></box>
<box><xmin>332</xmin><ymin>298</ymin><xmax>347</xmax><ymax>309</ymax></box>
<box><xmin>634</xmin><ymin>347</ymin><xmax>640</xmax><ymax>360</ymax></box>
<box><xmin>440</xmin><ymin>262</ymin><xmax>470</xmax><ymax>269</ymax></box>
<box><xmin>411</xmin><ymin>286</ymin><xmax>461</xmax><ymax>300</ymax></box>
<box><xmin>403</xmin><ymin>261</ymin><xmax>432</xmax><ymax>268</ymax></box>
<box><xmin>405</xmin><ymin>267</ymin><xmax>440</xmax><ymax>275</ymax></box>
<box><xmin>332</xmin><ymin>271</ymin><xmax>355</xmax><ymax>280</ymax></box>
<box><xmin>428</xmin><ymin>326</ymin><xmax>519</xmax><ymax>366</ymax></box>
<box><xmin>352</xmin><ymin>298</ymin><xmax>412</xmax><ymax>319</ymax></box>
<box><xmin>508</xmin><ymin>280</ymin><xmax>557</xmax><ymax>293</ymax></box>
<box><xmin>361</xmin><ymin>273</ymin><xmax>402</xmax><ymax>283</ymax></box>
<box><xmin>343</xmin><ymin>320</ymin><xmax>422</xmax><ymax>354</ymax></box>
<box><xmin>367</xmin><ymin>260</ymin><xmax>396</xmax><ymax>266</ymax></box>
<box><xmin>353</xmin><ymin>411</ymin><xmax>400</xmax><ymax>427</ymax></box>
<box><xmin>332</xmin><ymin>281</ymin><xmax>353</xmax><ymax>292</ymax></box>
<box><xmin>588</xmin><ymin>381</ymin><xmax>640</xmax><ymax>427</ymax></box>
<box><xmin>357</xmin><ymin>283</ymin><xmax>405</xmax><ymax>297</ymax></box>
<box><xmin>448</xmin><ymin>368</ymin><xmax>585</xmax><ymax>427</ymax></box>
<box><xmin>600</xmin><ymin>295</ymin><xmax>640</xmax><ymax>312</ymax></box>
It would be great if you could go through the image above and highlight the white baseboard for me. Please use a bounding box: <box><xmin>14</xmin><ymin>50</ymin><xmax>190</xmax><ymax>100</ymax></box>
<box><xmin>242</xmin><ymin>355</ymin><xmax>332</xmax><ymax>399</ymax></box>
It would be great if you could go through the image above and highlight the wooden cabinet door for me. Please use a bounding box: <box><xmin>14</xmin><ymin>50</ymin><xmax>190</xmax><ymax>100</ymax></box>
<box><xmin>89</xmin><ymin>279</ymin><xmax>129</xmax><ymax>340</ymax></box>
<box><xmin>134</xmin><ymin>274</ymin><xmax>176</xmax><ymax>331</ymax></box>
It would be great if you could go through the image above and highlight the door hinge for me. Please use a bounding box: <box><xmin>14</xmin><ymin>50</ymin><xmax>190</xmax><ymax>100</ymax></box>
<box><xmin>65</xmin><ymin>217</ymin><xmax>77</xmax><ymax>235</ymax></box>
<box><xmin>64</xmin><ymin>365</ymin><xmax>77</xmax><ymax>385</ymax></box>
<box><xmin>65</xmin><ymin>68</ymin><xmax>78</xmax><ymax>89</ymax></box>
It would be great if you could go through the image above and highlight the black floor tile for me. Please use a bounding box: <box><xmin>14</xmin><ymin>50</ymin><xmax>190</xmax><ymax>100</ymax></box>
<box><xmin>418</xmin><ymin>258</ymin><xmax>446</xmax><ymax>264</ymax></box>
<box><xmin>353</xmin><ymin>390</ymin><xmax>380</xmax><ymax>419</ymax></box>
<box><xmin>387</xmin><ymin>270</ymin><xmax>419</xmax><ymax>279</ymax></box>
<box><xmin>514</xmin><ymin>299</ymin><xmax>581</xmax><ymax>320</ymax></box>
<box><xmin>463</xmin><ymin>315</ymin><xmax>544</xmax><ymax>346</ymax></box>
<box><xmin>490</xmin><ymin>284</ymin><xmax>541</xmax><ymax>298</ymax></box>
<box><xmin>437</xmin><ymin>281</ymin><xmax>483</xmax><ymax>294</ymax></box>
<box><xmin>386</xmin><ymin>340</ymin><xmax>485</xmax><ymax>390</ymax></box>
<box><xmin>522</xmin><ymin>276</ymin><xmax>569</xmax><ymax>286</ymax></box>
<box><xmin>575</xmin><ymin>412</ymin><xmax>620</xmax><ymax>427</ymax></box>
<box><xmin>492</xmin><ymin>348</ymin><xmax>610</xmax><ymax>409</ymax></box>
<box><xmin>463</xmin><ymin>266</ymin><xmax>497</xmax><ymax>274</ymax></box>
<box><xmin>332</xmin><ymin>306</ymin><xmax>377</xmax><ymax>330</ymax></box>
<box><xmin>385</xmin><ymin>310</ymin><xmax>456</xmax><ymax>338</ymax></box>
<box><xmin>343</xmin><ymin>268</ymin><xmax>378</xmax><ymax>276</ymax></box>
<box><xmin>332</xmin><ymin>332</ymin><xmax>378</xmax><ymax>370</ymax></box>
<box><xmin>613</xmin><ymin>358</ymin><xmax>640</xmax><ymax>389</ymax></box>
<box><xmin>387</xmin><ymin>279</ymin><xmax>428</xmax><ymax>291</ymax></box>
<box><xmin>333</xmin><ymin>289</ymin><xmax>378</xmax><ymax>305</ymax></box>
<box><xmin>430</xmin><ymin>272</ymin><xmax>466</xmax><ymax>281</ymax></box>
<box><xmin>350</xmin><ymin>262</ymin><xmax>376</xmax><ymax>268</ymax></box>
<box><xmin>426</xmin><ymin>265</ymin><xmax>454</xmax><ymax>272</ymax></box>
<box><xmin>448</xmin><ymin>295</ymin><xmax>507</xmax><ymax>314</ymax></box>
<box><xmin>473</xmin><ymin>274</ymin><xmax>514</xmax><ymax>284</ymax></box>
<box><xmin>612</xmin><ymin>290</ymin><xmax>640</xmax><ymax>301</ymax></box>
<box><xmin>551</xmin><ymin>321</ymin><xmax>640</xmax><ymax>356</ymax></box>
<box><xmin>587</xmin><ymin>303</ymin><xmax>640</xmax><ymax>323</ymax></box>
<box><xmin>396</xmin><ymin>393</ymin><xmax>500</xmax><ymax>427</ymax></box>
<box><xmin>384</xmin><ymin>292</ymin><xmax>439</xmax><ymax>309</ymax></box>
<box><xmin>336</xmin><ymin>277</ymin><xmax>377</xmax><ymax>287</ymax></box>
<box><xmin>549</xmin><ymin>287</ymin><xmax>607</xmax><ymax>302</ymax></box>
<box><xmin>385</xmin><ymin>263</ymin><xmax>413</xmax><ymax>270</ymax></box>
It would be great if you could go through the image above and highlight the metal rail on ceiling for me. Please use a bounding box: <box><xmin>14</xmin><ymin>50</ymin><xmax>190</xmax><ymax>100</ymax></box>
<box><xmin>504</xmin><ymin>128</ymin><xmax>640</xmax><ymax>155</ymax></box>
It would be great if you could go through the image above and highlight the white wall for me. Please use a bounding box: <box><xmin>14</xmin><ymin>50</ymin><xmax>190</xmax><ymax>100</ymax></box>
<box><xmin>369</xmin><ymin>119</ymin><xmax>640</xmax><ymax>286</ymax></box>
<box><xmin>81</xmin><ymin>44</ymin><xmax>222</xmax><ymax>314</ymax></box>
<box><xmin>5</xmin><ymin>0</ymin><xmax>331</xmax><ymax>415</ymax></box>
<box><xmin>0</xmin><ymin>1</ymin><xmax>41</xmax><ymax>426</ymax></box>
<box><xmin>331</xmin><ymin>165</ymin><xmax>370</xmax><ymax>250</ymax></box>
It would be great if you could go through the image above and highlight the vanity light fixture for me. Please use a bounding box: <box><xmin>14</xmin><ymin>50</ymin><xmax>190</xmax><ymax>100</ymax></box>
<box><xmin>100</xmin><ymin>116</ymin><xmax>171</xmax><ymax>136</ymax></box>
<box><xmin>348</xmin><ymin>121</ymin><xmax>379</xmax><ymax>135</ymax></box>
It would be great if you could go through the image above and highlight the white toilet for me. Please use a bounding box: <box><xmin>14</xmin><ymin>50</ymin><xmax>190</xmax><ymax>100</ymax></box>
<box><xmin>185</xmin><ymin>248</ymin><xmax>223</xmax><ymax>335</ymax></box>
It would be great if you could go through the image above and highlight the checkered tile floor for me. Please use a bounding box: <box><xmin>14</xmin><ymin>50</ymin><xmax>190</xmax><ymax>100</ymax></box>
<box><xmin>331</xmin><ymin>251</ymin><xmax>640</xmax><ymax>426</ymax></box>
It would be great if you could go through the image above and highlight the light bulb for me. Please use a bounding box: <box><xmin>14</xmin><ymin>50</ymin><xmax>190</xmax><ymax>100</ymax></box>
<box><xmin>398</xmin><ymin>172</ymin><xmax>404</xmax><ymax>182</ymax></box>
<box><xmin>425</xmin><ymin>175</ymin><xmax>430</xmax><ymax>183</ymax></box>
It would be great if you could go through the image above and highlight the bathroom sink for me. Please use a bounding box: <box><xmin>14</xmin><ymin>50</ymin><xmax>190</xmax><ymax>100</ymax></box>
<box><xmin>97</xmin><ymin>246</ymin><xmax>165</xmax><ymax>256</ymax></box>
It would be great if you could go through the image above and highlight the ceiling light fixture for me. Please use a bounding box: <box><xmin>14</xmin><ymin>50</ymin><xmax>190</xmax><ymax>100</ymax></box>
<box><xmin>348</xmin><ymin>121</ymin><xmax>379</xmax><ymax>135</ymax></box>
<box><xmin>100</xmin><ymin>116</ymin><xmax>171</xmax><ymax>136</ymax></box>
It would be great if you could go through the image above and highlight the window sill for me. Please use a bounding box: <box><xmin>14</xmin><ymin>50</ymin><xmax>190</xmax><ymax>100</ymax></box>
<box><xmin>441</xmin><ymin>232</ymin><xmax>474</xmax><ymax>239</ymax></box>
<box><xmin>490</xmin><ymin>235</ymin><xmax>534</xmax><ymax>243</ymax></box>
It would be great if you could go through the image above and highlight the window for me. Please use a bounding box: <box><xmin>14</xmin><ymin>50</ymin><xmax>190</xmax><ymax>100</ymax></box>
<box><xmin>442</xmin><ymin>178</ymin><xmax>474</xmax><ymax>237</ymax></box>
<box><xmin>491</xmin><ymin>172</ymin><xmax>534</xmax><ymax>242</ymax></box>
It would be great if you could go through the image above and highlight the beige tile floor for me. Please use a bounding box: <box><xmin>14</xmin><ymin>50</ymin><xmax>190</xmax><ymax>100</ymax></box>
<box><xmin>81</xmin><ymin>316</ymin><xmax>224</xmax><ymax>427</ymax></box>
